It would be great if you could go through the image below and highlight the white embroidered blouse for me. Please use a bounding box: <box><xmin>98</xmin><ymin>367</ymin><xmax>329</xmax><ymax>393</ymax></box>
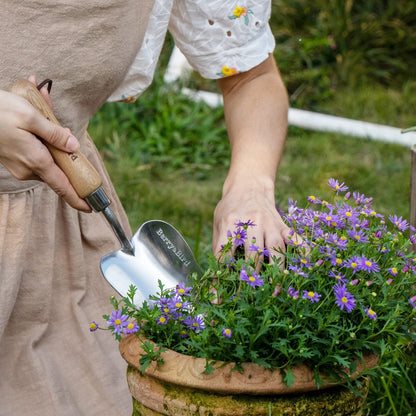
<box><xmin>108</xmin><ymin>0</ymin><xmax>275</xmax><ymax>102</ymax></box>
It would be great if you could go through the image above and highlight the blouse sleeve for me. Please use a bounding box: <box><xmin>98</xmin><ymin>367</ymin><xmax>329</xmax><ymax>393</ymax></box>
<box><xmin>168</xmin><ymin>0</ymin><xmax>275</xmax><ymax>79</ymax></box>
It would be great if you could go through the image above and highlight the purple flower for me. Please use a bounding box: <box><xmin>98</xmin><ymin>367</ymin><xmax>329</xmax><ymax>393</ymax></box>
<box><xmin>333</xmin><ymin>283</ymin><xmax>356</xmax><ymax>312</ymax></box>
<box><xmin>287</xmin><ymin>286</ymin><xmax>299</xmax><ymax>299</ymax></box>
<box><xmin>235</xmin><ymin>220</ymin><xmax>256</xmax><ymax>228</ymax></box>
<box><xmin>89</xmin><ymin>321</ymin><xmax>99</xmax><ymax>332</ymax></box>
<box><xmin>360</xmin><ymin>257</ymin><xmax>380</xmax><ymax>273</ymax></box>
<box><xmin>320</xmin><ymin>212</ymin><xmax>341</xmax><ymax>228</ymax></box>
<box><xmin>329</xmin><ymin>270</ymin><xmax>347</xmax><ymax>283</ymax></box>
<box><xmin>222</xmin><ymin>328</ymin><xmax>232</xmax><ymax>338</ymax></box>
<box><xmin>125</xmin><ymin>321</ymin><xmax>139</xmax><ymax>334</ymax></box>
<box><xmin>248</xmin><ymin>244</ymin><xmax>270</xmax><ymax>257</ymax></box>
<box><xmin>188</xmin><ymin>315</ymin><xmax>206</xmax><ymax>331</ymax></box>
<box><xmin>364</xmin><ymin>307</ymin><xmax>377</xmax><ymax>321</ymax></box>
<box><xmin>409</xmin><ymin>296</ymin><xmax>416</xmax><ymax>309</ymax></box>
<box><xmin>348</xmin><ymin>228</ymin><xmax>369</xmax><ymax>243</ymax></box>
<box><xmin>288</xmin><ymin>264</ymin><xmax>309</xmax><ymax>278</ymax></box>
<box><xmin>107</xmin><ymin>310</ymin><xmax>129</xmax><ymax>335</ymax></box>
<box><xmin>174</xmin><ymin>282</ymin><xmax>192</xmax><ymax>297</ymax></box>
<box><xmin>389</xmin><ymin>215</ymin><xmax>409</xmax><ymax>231</ymax></box>
<box><xmin>239</xmin><ymin>268</ymin><xmax>264</xmax><ymax>288</ymax></box>
<box><xmin>168</xmin><ymin>295</ymin><xmax>190</xmax><ymax>311</ymax></box>
<box><xmin>328</xmin><ymin>178</ymin><xmax>348</xmax><ymax>194</ymax></box>
<box><xmin>344</xmin><ymin>256</ymin><xmax>362</xmax><ymax>274</ymax></box>
<box><xmin>233</xmin><ymin>228</ymin><xmax>247</xmax><ymax>246</ymax></box>
<box><xmin>157</xmin><ymin>315</ymin><xmax>170</xmax><ymax>325</ymax></box>
<box><xmin>353</xmin><ymin>191</ymin><xmax>370</xmax><ymax>205</ymax></box>
<box><xmin>307</xmin><ymin>195</ymin><xmax>321</xmax><ymax>204</ymax></box>
<box><xmin>303</xmin><ymin>290</ymin><xmax>321</xmax><ymax>303</ymax></box>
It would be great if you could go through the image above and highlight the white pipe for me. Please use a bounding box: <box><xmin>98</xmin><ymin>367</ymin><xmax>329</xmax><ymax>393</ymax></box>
<box><xmin>165</xmin><ymin>46</ymin><xmax>416</xmax><ymax>147</ymax></box>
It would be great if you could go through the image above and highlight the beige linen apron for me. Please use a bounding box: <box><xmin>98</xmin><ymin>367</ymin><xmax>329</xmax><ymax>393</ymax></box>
<box><xmin>0</xmin><ymin>1</ymin><xmax>154</xmax><ymax>415</ymax></box>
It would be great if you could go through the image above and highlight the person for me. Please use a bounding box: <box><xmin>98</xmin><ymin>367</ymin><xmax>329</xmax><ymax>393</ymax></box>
<box><xmin>0</xmin><ymin>0</ymin><xmax>291</xmax><ymax>414</ymax></box>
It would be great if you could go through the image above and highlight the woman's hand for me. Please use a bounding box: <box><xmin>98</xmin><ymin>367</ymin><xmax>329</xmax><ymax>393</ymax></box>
<box><xmin>0</xmin><ymin>77</ymin><xmax>90</xmax><ymax>211</ymax></box>
<box><xmin>212</xmin><ymin>55</ymin><xmax>291</xmax><ymax>262</ymax></box>
<box><xmin>212</xmin><ymin>175</ymin><xmax>291</xmax><ymax>265</ymax></box>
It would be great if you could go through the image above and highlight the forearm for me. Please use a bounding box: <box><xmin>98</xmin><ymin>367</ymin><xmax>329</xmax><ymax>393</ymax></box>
<box><xmin>217</xmin><ymin>54</ymin><xmax>288</xmax><ymax>197</ymax></box>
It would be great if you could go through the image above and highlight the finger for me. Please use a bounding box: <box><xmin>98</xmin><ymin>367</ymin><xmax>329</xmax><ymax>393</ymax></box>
<box><xmin>35</xmin><ymin>155</ymin><xmax>91</xmax><ymax>212</ymax></box>
<box><xmin>21</xmin><ymin>104</ymin><xmax>80</xmax><ymax>153</ymax></box>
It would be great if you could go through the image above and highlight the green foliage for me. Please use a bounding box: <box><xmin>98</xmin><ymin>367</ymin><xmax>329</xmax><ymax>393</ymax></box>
<box><xmin>271</xmin><ymin>0</ymin><xmax>416</xmax><ymax>108</ymax></box>
<box><xmin>99</xmin><ymin>182</ymin><xmax>416</xmax><ymax>391</ymax></box>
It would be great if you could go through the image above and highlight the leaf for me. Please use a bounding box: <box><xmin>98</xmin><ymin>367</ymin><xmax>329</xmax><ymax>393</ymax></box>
<box><xmin>283</xmin><ymin>367</ymin><xmax>296</xmax><ymax>387</ymax></box>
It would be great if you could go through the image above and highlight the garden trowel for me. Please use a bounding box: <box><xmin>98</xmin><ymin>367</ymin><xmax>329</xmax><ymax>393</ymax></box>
<box><xmin>10</xmin><ymin>79</ymin><xmax>201</xmax><ymax>306</ymax></box>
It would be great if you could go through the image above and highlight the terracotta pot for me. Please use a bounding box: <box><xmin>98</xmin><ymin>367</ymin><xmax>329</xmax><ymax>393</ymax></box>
<box><xmin>119</xmin><ymin>334</ymin><xmax>378</xmax><ymax>416</ymax></box>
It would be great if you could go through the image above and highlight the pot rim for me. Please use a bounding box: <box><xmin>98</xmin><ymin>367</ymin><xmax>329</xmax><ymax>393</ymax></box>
<box><xmin>119</xmin><ymin>334</ymin><xmax>379</xmax><ymax>395</ymax></box>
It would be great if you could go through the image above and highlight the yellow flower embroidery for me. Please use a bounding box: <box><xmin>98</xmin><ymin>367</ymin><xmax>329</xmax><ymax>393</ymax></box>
<box><xmin>233</xmin><ymin>6</ymin><xmax>247</xmax><ymax>18</ymax></box>
<box><xmin>221</xmin><ymin>66</ymin><xmax>238</xmax><ymax>77</ymax></box>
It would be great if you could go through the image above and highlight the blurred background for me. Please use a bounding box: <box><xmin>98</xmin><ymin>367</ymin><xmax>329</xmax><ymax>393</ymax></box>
<box><xmin>89</xmin><ymin>3</ymin><xmax>416</xmax><ymax>413</ymax></box>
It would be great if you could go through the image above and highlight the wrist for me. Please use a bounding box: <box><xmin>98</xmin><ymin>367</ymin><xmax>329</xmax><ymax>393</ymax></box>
<box><xmin>222</xmin><ymin>171</ymin><xmax>276</xmax><ymax>198</ymax></box>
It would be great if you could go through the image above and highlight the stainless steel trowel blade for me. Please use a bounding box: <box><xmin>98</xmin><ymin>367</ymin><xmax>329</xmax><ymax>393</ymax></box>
<box><xmin>100</xmin><ymin>220</ymin><xmax>202</xmax><ymax>306</ymax></box>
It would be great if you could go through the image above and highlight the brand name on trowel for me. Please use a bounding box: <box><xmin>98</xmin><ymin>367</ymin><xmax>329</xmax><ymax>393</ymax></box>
<box><xmin>156</xmin><ymin>228</ymin><xmax>191</xmax><ymax>267</ymax></box>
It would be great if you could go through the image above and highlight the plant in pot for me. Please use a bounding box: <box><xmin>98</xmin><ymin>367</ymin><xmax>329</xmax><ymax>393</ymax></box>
<box><xmin>92</xmin><ymin>178</ymin><xmax>416</xmax><ymax>416</ymax></box>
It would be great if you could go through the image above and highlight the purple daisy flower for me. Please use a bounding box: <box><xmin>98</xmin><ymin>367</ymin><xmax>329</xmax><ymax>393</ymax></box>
<box><xmin>303</xmin><ymin>290</ymin><xmax>321</xmax><ymax>303</ymax></box>
<box><xmin>248</xmin><ymin>243</ymin><xmax>270</xmax><ymax>257</ymax></box>
<box><xmin>233</xmin><ymin>227</ymin><xmax>247</xmax><ymax>246</ymax></box>
<box><xmin>188</xmin><ymin>315</ymin><xmax>206</xmax><ymax>331</ymax></box>
<box><xmin>348</xmin><ymin>228</ymin><xmax>369</xmax><ymax>243</ymax></box>
<box><xmin>288</xmin><ymin>264</ymin><xmax>309</xmax><ymax>278</ymax></box>
<box><xmin>157</xmin><ymin>315</ymin><xmax>170</xmax><ymax>325</ymax></box>
<box><xmin>353</xmin><ymin>191</ymin><xmax>370</xmax><ymax>205</ymax></box>
<box><xmin>364</xmin><ymin>307</ymin><xmax>377</xmax><ymax>321</ymax></box>
<box><xmin>307</xmin><ymin>195</ymin><xmax>321</xmax><ymax>204</ymax></box>
<box><xmin>235</xmin><ymin>220</ymin><xmax>256</xmax><ymax>228</ymax></box>
<box><xmin>287</xmin><ymin>286</ymin><xmax>299</xmax><ymax>299</ymax></box>
<box><xmin>107</xmin><ymin>310</ymin><xmax>129</xmax><ymax>335</ymax></box>
<box><xmin>124</xmin><ymin>321</ymin><xmax>139</xmax><ymax>334</ymax></box>
<box><xmin>174</xmin><ymin>282</ymin><xmax>192</xmax><ymax>297</ymax></box>
<box><xmin>344</xmin><ymin>256</ymin><xmax>362</xmax><ymax>274</ymax></box>
<box><xmin>360</xmin><ymin>257</ymin><xmax>380</xmax><ymax>273</ymax></box>
<box><xmin>328</xmin><ymin>178</ymin><xmax>349</xmax><ymax>194</ymax></box>
<box><xmin>169</xmin><ymin>295</ymin><xmax>191</xmax><ymax>311</ymax></box>
<box><xmin>333</xmin><ymin>283</ymin><xmax>356</xmax><ymax>312</ymax></box>
<box><xmin>222</xmin><ymin>328</ymin><xmax>232</xmax><ymax>338</ymax></box>
<box><xmin>389</xmin><ymin>214</ymin><xmax>409</xmax><ymax>231</ymax></box>
<box><xmin>409</xmin><ymin>296</ymin><xmax>416</xmax><ymax>309</ymax></box>
<box><xmin>328</xmin><ymin>270</ymin><xmax>347</xmax><ymax>283</ymax></box>
<box><xmin>89</xmin><ymin>321</ymin><xmax>99</xmax><ymax>332</ymax></box>
<box><xmin>239</xmin><ymin>268</ymin><xmax>264</xmax><ymax>288</ymax></box>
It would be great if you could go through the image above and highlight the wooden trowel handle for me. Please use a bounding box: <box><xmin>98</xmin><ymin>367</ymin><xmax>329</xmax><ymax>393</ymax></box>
<box><xmin>9</xmin><ymin>79</ymin><xmax>102</xmax><ymax>199</ymax></box>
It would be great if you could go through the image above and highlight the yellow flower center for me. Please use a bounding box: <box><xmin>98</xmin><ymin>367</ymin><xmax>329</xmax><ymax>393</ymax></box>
<box><xmin>115</xmin><ymin>319</ymin><xmax>121</xmax><ymax>325</ymax></box>
<box><xmin>368</xmin><ymin>309</ymin><xmax>375</xmax><ymax>316</ymax></box>
<box><xmin>224</xmin><ymin>329</ymin><xmax>231</xmax><ymax>336</ymax></box>
<box><xmin>90</xmin><ymin>323</ymin><xmax>97</xmax><ymax>330</ymax></box>
<box><xmin>365</xmin><ymin>261</ymin><xmax>372</xmax><ymax>267</ymax></box>
<box><xmin>175</xmin><ymin>303</ymin><xmax>182</xmax><ymax>308</ymax></box>
<box><xmin>309</xmin><ymin>195</ymin><xmax>316</xmax><ymax>200</ymax></box>
<box><xmin>336</xmin><ymin>258</ymin><xmax>342</xmax><ymax>265</ymax></box>
<box><xmin>249</xmin><ymin>276</ymin><xmax>255</xmax><ymax>282</ymax></box>
<box><xmin>346</xmin><ymin>212</ymin><xmax>352</xmax><ymax>217</ymax></box>
<box><xmin>127</xmin><ymin>323</ymin><xmax>134</xmax><ymax>330</ymax></box>
<box><xmin>159</xmin><ymin>317</ymin><xmax>166</xmax><ymax>324</ymax></box>
<box><xmin>351</xmin><ymin>262</ymin><xmax>358</xmax><ymax>268</ymax></box>
<box><xmin>341</xmin><ymin>297</ymin><xmax>348</xmax><ymax>304</ymax></box>
<box><xmin>178</xmin><ymin>289</ymin><xmax>185</xmax><ymax>294</ymax></box>
<box><xmin>308</xmin><ymin>291</ymin><xmax>315</xmax><ymax>298</ymax></box>
<box><xmin>391</xmin><ymin>267</ymin><xmax>397</xmax><ymax>273</ymax></box>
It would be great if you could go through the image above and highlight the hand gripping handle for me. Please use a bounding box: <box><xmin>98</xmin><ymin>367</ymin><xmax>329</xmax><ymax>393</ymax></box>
<box><xmin>9</xmin><ymin>79</ymin><xmax>102</xmax><ymax>199</ymax></box>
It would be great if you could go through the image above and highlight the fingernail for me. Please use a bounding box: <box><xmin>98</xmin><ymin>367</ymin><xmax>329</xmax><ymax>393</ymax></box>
<box><xmin>65</xmin><ymin>136</ymin><xmax>79</xmax><ymax>152</ymax></box>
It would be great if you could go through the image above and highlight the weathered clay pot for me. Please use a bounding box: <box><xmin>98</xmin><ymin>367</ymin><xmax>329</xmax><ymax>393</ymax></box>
<box><xmin>119</xmin><ymin>334</ymin><xmax>378</xmax><ymax>416</ymax></box>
